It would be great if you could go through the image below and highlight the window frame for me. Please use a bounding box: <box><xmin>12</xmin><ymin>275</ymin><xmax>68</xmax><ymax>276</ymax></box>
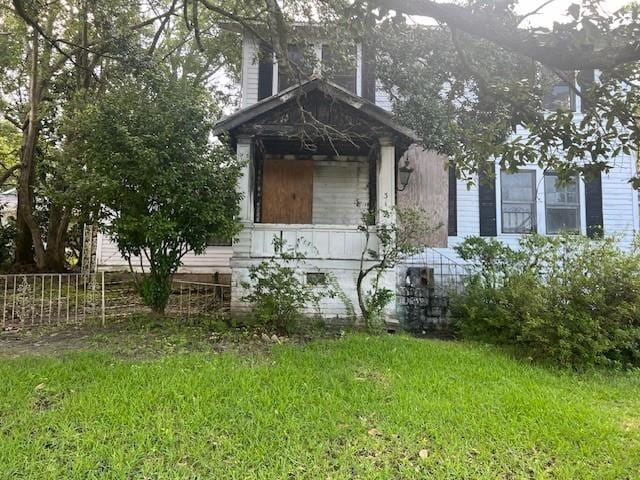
<box><xmin>500</xmin><ymin>169</ymin><xmax>538</xmax><ymax>234</ymax></box>
<box><xmin>543</xmin><ymin>172</ymin><xmax>581</xmax><ymax>235</ymax></box>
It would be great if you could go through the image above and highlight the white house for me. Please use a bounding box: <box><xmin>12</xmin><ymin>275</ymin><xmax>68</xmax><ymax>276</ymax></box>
<box><xmin>94</xmin><ymin>26</ymin><xmax>639</xmax><ymax>323</ymax></box>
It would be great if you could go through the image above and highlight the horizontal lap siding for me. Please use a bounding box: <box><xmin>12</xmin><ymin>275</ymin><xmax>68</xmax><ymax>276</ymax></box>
<box><xmin>375</xmin><ymin>83</ymin><xmax>392</xmax><ymax>111</ymax></box>
<box><xmin>97</xmin><ymin>234</ymin><xmax>232</xmax><ymax>273</ymax></box>
<box><xmin>601</xmin><ymin>153</ymin><xmax>637</xmax><ymax>248</ymax></box>
<box><xmin>312</xmin><ymin>160</ymin><xmax>369</xmax><ymax>225</ymax></box>
<box><xmin>242</xmin><ymin>36</ymin><xmax>259</xmax><ymax>108</ymax></box>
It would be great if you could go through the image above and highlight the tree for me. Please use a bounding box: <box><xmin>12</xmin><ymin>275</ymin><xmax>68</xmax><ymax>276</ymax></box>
<box><xmin>67</xmin><ymin>71</ymin><xmax>242</xmax><ymax>314</ymax></box>
<box><xmin>185</xmin><ymin>0</ymin><xmax>640</xmax><ymax>182</ymax></box>
<box><xmin>1</xmin><ymin>0</ymin><xmax>242</xmax><ymax>271</ymax></box>
<box><xmin>356</xmin><ymin>205</ymin><xmax>437</xmax><ymax>330</ymax></box>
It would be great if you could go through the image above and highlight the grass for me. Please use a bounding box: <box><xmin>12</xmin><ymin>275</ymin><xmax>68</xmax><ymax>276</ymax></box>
<box><xmin>0</xmin><ymin>327</ymin><xmax>639</xmax><ymax>479</ymax></box>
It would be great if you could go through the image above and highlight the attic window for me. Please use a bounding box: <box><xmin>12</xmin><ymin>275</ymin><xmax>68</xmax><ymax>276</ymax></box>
<box><xmin>321</xmin><ymin>44</ymin><xmax>357</xmax><ymax>93</ymax></box>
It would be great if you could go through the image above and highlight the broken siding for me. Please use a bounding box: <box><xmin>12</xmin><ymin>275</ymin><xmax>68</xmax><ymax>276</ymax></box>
<box><xmin>312</xmin><ymin>159</ymin><xmax>368</xmax><ymax>225</ymax></box>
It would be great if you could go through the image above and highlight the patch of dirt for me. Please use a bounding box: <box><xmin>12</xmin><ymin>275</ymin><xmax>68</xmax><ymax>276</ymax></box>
<box><xmin>0</xmin><ymin>320</ymin><xmax>340</xmax><ymax>359</ymax></box>
<box><xmin>0</xmin><ymin>325</ymin><xmax>99</xmax><ymax>357</ymax></box>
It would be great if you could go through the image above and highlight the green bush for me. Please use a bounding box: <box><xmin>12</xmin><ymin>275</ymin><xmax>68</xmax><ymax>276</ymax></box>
<box><xmin>451</xmin><ymin>234</ymin><xmax>640</xmax><ymax>368</ymax></box>
<box><xmin>241</xmin><ymin>237</ymin><xmax>337</xmax><ymax>334</ymax></box>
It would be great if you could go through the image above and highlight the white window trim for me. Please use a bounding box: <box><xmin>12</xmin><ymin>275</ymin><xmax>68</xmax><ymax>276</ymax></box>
<box><xmin>272</xmin><ymin>42</ymin><xmax>363</xmax><ymax>95</ymax></box>
<box><xmin>495</xmin><ymin>163</ymin><xmax>588</xmax><ymax>237</ymax></box>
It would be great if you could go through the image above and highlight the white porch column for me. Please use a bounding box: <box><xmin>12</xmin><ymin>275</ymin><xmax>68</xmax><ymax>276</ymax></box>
<box><xmin>377</xmin><ymin>137</ymin><xmax>396</xmax><ymax>219</ymax></box>
<box><xmin>236</xmin><ymin>135</ymin><xmax>254</xmax><ymax>223</ymax></box>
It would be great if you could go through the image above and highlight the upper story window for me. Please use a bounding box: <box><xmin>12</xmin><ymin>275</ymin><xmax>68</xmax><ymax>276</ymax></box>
<box><xmin>278</xmin><ymin>44</ymin><xmax>316</xmax><ymax>92</ymax></box>
<box><xmin>544</xmin><ymin>173</ymin><xmax>580</xmax><ymax>234</ymax></box>
<box><xmin>501</xmin><ymin>170</ymin><xmax>537</xmax><ymax>234</ymax></box>
<box><xmin>542</xmin><ymin>69</ymin><xmax>595</xmax><ymax>113</ymax></box>
<box><xmin>321</xmin><ymin>44</ymin><xmax>357</xmax><ymax>93</ymax></box>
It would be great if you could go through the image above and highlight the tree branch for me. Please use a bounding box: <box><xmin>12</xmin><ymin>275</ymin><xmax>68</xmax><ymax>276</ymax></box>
<box><xmin>369</xmin><ymin>0</ymin><xmax>640</xmax><ymax>70</ymax></box>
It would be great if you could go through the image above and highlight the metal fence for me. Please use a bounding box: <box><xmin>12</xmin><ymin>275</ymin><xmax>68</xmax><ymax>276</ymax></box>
<box><xmin>397</xmin><ymin>248</ymin><xmax>469</xmax><ymax>331</ymax></box>
<box><xmin>0</xmin><ymin>273</ymin><xmax>230</xmax><ymax>328</ymax></box>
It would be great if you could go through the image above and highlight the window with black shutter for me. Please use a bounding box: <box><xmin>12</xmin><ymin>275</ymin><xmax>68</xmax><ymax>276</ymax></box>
<box><xmin>478</xmin><ymin>167</ymin><xmax>497</xmax><ymax>237</ymax></box>
<box><xmin>448</xmin><ymin>163</ymin><xmax>457</xmax><ymax>236</ymax></box>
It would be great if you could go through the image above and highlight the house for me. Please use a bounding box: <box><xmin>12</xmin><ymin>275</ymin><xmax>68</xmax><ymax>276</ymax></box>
<box><xmin>94</xmin><ymin>26</ymin><xmax>639</xmax><ymax>323</ymax></box>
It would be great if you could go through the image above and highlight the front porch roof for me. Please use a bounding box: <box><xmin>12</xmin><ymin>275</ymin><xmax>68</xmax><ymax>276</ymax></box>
<box><xmin>213</xmin><ymin>77</ymin><xmax>419</xmax><ymax>151</ymax></box>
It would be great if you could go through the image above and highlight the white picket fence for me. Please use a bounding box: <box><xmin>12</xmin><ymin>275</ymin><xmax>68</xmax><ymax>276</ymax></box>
<box><xmin>0</xmin><ymin>273</ymin><xmax>230</xmax><ymax>328</ymax></box>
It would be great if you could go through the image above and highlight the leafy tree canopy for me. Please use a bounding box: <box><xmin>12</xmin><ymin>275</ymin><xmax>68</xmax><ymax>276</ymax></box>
<box><xmin>66</xmin><ymin>69</ymin><xmax>242</xmax><ymax>313</ymax></box>
<box><xmin>186</xmin><ymin>0</ymin><xmax>639</xmax><ymax>183</ymax></box>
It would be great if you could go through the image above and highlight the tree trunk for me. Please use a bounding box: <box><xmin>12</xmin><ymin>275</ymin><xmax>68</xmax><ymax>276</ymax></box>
<box><xmin>15</xmin><ymin>29</ymin><xmax>49</xmax><ymax>271</ymax></box>
<box><xmin>13</xmin><ymin>215</ymin><xmax>35</xmax><ymax>267</ymax></box>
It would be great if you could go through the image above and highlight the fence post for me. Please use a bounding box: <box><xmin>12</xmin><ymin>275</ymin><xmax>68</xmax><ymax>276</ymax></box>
<box><xmin>101</xmin><ymin>271</ymin><xmax>106</xmax><ymax>327</ymax></box>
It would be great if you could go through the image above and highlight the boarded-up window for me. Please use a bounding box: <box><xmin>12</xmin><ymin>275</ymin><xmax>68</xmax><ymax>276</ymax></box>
<box><xmin>261</xmin><ymin>159</ymin><xmax>313</xmax><ymax>224</ymax></box>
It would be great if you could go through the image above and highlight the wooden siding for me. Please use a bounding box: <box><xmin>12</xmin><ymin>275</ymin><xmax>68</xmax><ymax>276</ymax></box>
<box><xmin>241</xmin><ymin>35</ymin><xmax>259</xmax><ymax>108</ymax></box>
<box><xmin>96</xmin><ymin>234</ymin><xmax>233</xmax><ymax>274</ymax></box>
<box><xmin>250</xmin><ymin>224</ymin><xmax>377</xmax><ymax>260</ymax></box>
<box><xmin>312</xmin><ymin>159</ymin><xmax>368</xmax><ymax>225</ymax></box>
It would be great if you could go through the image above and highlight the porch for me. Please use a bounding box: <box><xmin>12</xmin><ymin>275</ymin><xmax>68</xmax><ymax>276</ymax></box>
<box><xmin>213</xmin><ymin>78</ymin><xmax>419</xmax><ymax>319</ymax></box>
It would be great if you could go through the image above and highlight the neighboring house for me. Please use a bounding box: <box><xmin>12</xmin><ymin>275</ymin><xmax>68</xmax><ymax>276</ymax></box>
<box><xmin>95</xmin><ymin>26</ymin><xmax>639</xmax><ymax>323</ymax></box>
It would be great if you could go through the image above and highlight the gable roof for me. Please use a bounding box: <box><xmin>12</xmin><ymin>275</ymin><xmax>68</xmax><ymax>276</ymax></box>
<box><xmin>213</xmin><ymin>77</ymin><xmax>419</xmax><ymax>147</ymax></box>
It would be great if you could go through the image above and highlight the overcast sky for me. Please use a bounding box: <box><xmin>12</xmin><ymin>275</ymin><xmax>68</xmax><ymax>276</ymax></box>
<box><xmin>517</xmin><ymin>0</ymin><xmax>629</xmax><ymax>26</ymax></box>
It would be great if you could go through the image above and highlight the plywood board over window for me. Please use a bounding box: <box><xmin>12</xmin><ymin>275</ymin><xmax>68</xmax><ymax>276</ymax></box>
<box><xmin>261</xmin><ymin>159</ymin><xmax>313</xmax><ymax>224</ymax></box>
<box><xmin>397</xmin><ymin>146</ymin><xmax>449</xmax><ymax>247</ymax></box>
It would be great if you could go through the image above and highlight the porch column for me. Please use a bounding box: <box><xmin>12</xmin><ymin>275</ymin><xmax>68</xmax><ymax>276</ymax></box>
<box><xmin>377</xmin><ymin>137</ymin><xmax>396</xmax><ymax>221</ymax></box>
<box><xmin>236</xmin><ymin>135</ymin><xmax>254</xmax><ymax>223</ymax></box>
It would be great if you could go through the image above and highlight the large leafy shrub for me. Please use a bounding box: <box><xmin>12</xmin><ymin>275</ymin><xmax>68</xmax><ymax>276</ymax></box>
<box><xmin>452</xmin><ymin>234</ymin><xmax>640</xmax><ymax>368</ymax></box>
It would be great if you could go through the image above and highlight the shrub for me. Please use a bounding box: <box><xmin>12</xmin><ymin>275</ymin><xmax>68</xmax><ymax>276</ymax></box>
<box><xmin>451</xmin><ymin>234</ymin><xmax>640</xmax><ymax>368</ymax></box>
<box><xmin>241</xmin><ymin>237</ymin><xmax>337</xmax><ymax>334</ymax></box>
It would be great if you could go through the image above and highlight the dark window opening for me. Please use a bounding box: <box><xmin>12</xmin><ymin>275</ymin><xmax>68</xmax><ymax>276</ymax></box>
<box><xmin>321</xmin><ymin>44</ymin><xmax>357</xmax><ymax>93</ymax></box>
<box><xmin>278</xmin><ymin>45</ymin><xmax>315</xmax><ymax>92</ymax></box>
<box><xmin>306</xmin><ymin>272</ymin><xmax>327</xmax><ymax>285</ymax></box>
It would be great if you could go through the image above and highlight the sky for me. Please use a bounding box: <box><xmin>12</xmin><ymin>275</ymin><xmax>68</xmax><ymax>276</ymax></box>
<box><xmin>516</xmin><ymin>0</ymin><xmax>629</xmax><ymax>26</ymax></box>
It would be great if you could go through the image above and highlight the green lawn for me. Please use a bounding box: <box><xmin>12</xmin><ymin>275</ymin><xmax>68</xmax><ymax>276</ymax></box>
<box><xmin>1</xmin><ymin>332</ymin><xmax>639</xmax><ymax>479</ymax></box>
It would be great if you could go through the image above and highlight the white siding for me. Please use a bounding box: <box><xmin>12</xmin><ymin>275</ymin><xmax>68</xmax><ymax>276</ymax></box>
<box><xmin>241</xmin><ymin>34</ymin><xmax>259</xmax><ymax>108</ymax></box>
<box><xmin>601</xmin><ymin>153</ymin><xmax>637</xmax><ymax>248</ymax></box>
<box><xmin>96</xmin><ymin>233</ymin><xmax>232</xmax><ymax>274</ymax></box>
<box><xmin>312</xmin><ymin>159</ymin><xmax>368</xmax><ymax>225</ymax></box>
<box><xmin>440</xmin><ymin>153</ymin><xmax>639</xmax><ymax>261</ymax></box>
<box><xmin>375</xmin><ymin>82</ymin><xmax>392</xmax><ymax>111</ymax></box>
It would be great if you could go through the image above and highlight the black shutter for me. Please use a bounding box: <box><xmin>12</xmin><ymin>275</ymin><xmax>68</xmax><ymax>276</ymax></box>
<box><xmin>577</xmin><ymin>69</ymin><xmax>595</xmax><ymax>113</ymax></box>
<box><xmin>478</xmin><ymin>167</ymin><xmax>497</xmax><ymax>237</ymax></box>
<box><xmin>258</xmin><ymin>43</ymin><xmax>273</xmax><ymax>101</ymax></box>
<box><xmin>448</xmin><ymin>163</ymin><xmax>457</xmax><ymax>236</ymax></box>
<box><xmin>585</xmin><ymin>171</ymin><xmax>604</xmax><ymax>238</ymax></box>
<box><xmin>361</xmin><ymin>42</ymin><xmax>376</xmax><ymax>102</ymax></box>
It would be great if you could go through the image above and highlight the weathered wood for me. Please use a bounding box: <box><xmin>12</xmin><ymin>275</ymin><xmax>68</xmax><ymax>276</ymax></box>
<box><xmin>261</xmin><ymin>159</ymin><xmax>313</xmax><ymax>224</ymax></box>
<box><xmin>398</xmin><ymin>146</ymin><xmax>449</xmax><ymax>247</ymax></box>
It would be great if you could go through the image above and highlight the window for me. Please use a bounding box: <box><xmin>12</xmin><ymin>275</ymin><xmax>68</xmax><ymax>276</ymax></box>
<box><xmin>544</xmin><ymin>173</ymin><xmax>580</xmax><ymax>234</ymax></box>
<box><xmin>542</xmin><ymin>71</ymin><xmax>576</xmax><ymax>111</ymax></box>
<box><xmin>321</xmin><ymin>44</ymin><xmax>357</xmax><ymax>93</ymax></box>
<box><xmin>501</xmin><ymin>170</ymin><xmax>537</xmax><ymax>233</ymax></box>
<box><xmin>206</xmin><ymin>235</ymin><xmax>232</xmax><ymax>247</ymax></box>
<box><xmin>306</xmin><ymin>272</ymin><xmax>327</xmax><ymax>286</ymax></box>
<box><xmin>278</xmin><ymin>45</ymin><xmax>315</xmax><ymax>92</ymax></box>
